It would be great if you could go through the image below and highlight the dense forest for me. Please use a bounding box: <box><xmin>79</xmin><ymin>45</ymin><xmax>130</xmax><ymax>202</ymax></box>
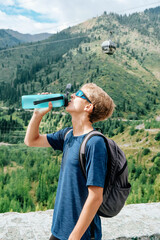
<box><xmin>1</xmin><ymin>143</ymin><xmax>160</xmax><ymax>213</ymax></box>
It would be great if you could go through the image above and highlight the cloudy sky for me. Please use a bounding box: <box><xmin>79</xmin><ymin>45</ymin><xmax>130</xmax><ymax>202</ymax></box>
<box><xmin>0</xmin><ymin>0</ymin><xmax>159</xmax><ymax>34</ymax></box>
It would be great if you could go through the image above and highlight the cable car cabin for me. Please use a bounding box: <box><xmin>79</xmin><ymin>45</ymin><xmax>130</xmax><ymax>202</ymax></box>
<box><xmin>101</xmin><ymin>40</ymin><xmax>116</xmax><ymax>55</ymax></box>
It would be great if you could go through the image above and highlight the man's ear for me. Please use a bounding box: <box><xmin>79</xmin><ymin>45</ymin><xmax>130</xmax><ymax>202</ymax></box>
<box><xmin>84</xmin><ymin>104</ymin><xmax>94</xmax><ymax>113</ymax></box>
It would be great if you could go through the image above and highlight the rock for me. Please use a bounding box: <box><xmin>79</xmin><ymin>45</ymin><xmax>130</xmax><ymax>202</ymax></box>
<box><xmin>156</xmin><ymin>116</ymin><xmax>160</xmax><ymax>122</ymax></box>
<box><xmin>135</xmin><ymin>123</ymin><xmax>145</xmax><ymax>130</ymax></box>
<box><xmin>0</xmin><ymin>203</ymin><xmax>160</xmax><ymax>240</ymax></box>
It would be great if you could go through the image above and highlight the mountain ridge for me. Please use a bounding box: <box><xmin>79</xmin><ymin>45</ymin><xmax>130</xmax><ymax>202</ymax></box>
<box><xmin>5</xmin><ymin>29</ymin><xmax>52</xmax><ymax>43</ymax></box>
<box><xmin>0</xmin><ymin>29</ymin><xmax>52</xmax><ymax>49</ymax></box>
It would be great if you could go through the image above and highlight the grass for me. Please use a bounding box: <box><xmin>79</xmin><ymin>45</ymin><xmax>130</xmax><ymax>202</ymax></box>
<box><xmin>112</xmin><ymin>123</ymin><xmax>160</xmax><ymax>168</ymax></box>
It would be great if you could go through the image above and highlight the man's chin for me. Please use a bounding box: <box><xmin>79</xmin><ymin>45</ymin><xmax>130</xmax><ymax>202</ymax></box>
<box><xmin>65</xmin><ymin>106</ymin><xmax>71</xmax><ymax>113</ymax></box>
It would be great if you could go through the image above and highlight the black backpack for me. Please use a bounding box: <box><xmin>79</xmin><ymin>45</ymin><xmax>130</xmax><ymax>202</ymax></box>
<box><xmin>64</xmin><ymin>128</ymin><xmax>131</xmax><ymax>218</ymax></box>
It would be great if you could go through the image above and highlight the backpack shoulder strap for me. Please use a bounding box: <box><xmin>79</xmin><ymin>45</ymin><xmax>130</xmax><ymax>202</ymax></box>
<box><xmin>79</xmin><ymin>130</ymin><xmax>107</xmax><ymax>179</ymax></box>
<box><xmin>79</xmin><ymin>130</ymin><xmax>119</xmax><ymax>183</ymax></box>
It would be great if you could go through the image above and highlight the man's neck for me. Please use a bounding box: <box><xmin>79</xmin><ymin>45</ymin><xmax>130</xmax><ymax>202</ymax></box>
<box><xmin>71</xmin><ymin>117</ymin><xmax>93</xmax><ymax>136</ymax></box>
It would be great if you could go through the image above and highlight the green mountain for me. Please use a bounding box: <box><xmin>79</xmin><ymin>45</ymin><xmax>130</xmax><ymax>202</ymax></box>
<box><xmin>0</xmin><ymin>29</ymin><xmax>21</xmax><ymax>49</ymax></box>
<box><xmin>0</xmin><ymin>29</ymin><xmax>52</xmax><ymax>49</ymax></box>
<box><xmin>0</xmin><ymin>7</ymin><xmax>160</xmax><ymax>119</ymax></box>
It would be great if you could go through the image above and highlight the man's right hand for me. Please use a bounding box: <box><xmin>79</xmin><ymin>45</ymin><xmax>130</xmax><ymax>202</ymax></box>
<box><xmin>34</xmin><ymin>92</ymin><xmax>53</xmax><ymax>117</ymax></box>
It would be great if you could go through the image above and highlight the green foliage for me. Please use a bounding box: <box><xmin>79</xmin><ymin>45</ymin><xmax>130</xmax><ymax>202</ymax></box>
<box><xmin>129</xmin><ymin>126</ymin><xmax>137</xmax><ymax>136</ymax></box>
<box><xmin>155</xmin><ymin>132</ymin><xmax>160</xmax><ymax>141</ymax></box>
<box><xmin>127</xmin><ymin>113</ymin><xmax>138</xmax><ymax>120</ymax></box>
<box><xmin>0</xmin><ymin>145</ymin><xmax>60</xmax><ymax>213</ymax></box>
<box><xmin>151</xmin><ymin>152</ymin><xmax>160</xmax><ymax>162</ymax></box>
<box><xmin>93</xmin><ymin>119</ymin><xmax>127</xmax><ymax>136</ymax></box>
<box><xmin>127</xmin><ymin>154</ymin><xmax>160</xmax><ymax>204</ymax></box>
<box><xmin>144</xmin><ymin>120</ymin><xmax>160</xmax><ymax>129</ymax></box>
<box><xmin>0</xmin><ymin>117</ymin><xmax>23</xmax><ymax>134</ymax></box>
<box><xmin>149</xmin><ymin>156</ymin><xmax>160</xmax><ymax>175</ymax></box>
<box><xmin>116</xmin><ymin>7</ymin><xmax>160</xmax><ymax>40</ymax></box>
<box><xmin>0</xmin><ymin>168</ymin><xmax>34</xmax><ymax>212</ymax></box>
<box><xmin>142</xmin><ymin>148</ymin><xmax>151</xmax><ymax>156</ymax></box>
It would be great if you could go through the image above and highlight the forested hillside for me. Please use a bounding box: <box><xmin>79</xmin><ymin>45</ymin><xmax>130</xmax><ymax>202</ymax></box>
<box><xmin>0</xmin><ymin>7</ymin><xmax>160</xmax><ymax>213</ymax></box>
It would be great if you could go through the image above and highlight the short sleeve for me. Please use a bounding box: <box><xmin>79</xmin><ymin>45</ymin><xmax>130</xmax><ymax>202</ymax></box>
<box><xmin>47</xmin><ymin>127</ymin><xmax>71</xmax><ymax>151</ymax></box>
<box><xmin>85</xmin><ymin>136</ymin><xmax>108</xmax><ymax>188</ymax></box>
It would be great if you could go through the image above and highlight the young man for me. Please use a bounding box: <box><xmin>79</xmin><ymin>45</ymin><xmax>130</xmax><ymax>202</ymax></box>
<box><xmin>24</xmin><ymin>83</ymin><xmax>115</xmax><ymax>240</ymax></box>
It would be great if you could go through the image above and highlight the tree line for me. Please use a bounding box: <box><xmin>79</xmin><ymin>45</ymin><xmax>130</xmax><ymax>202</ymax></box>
<box><xmin>0</xmin><ymin>146</ymin><xmax>60</xmax><ymax>212</ymax></box>
<box><xmin>0</xmin><ymin>144</ymin><xmax>159</xmax><ymax>213</ymax></box>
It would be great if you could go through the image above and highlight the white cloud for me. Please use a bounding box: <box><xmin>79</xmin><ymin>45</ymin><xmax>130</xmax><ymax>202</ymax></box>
<box><xmin>0</xmin><ymin>0</ymin><xmax>160</xmax><ymax>34</ymax></box>
<box><xmin>0</xmin><ymin>0</ymin><xmax>14</xmax><ymax>6</ymax></box>
<box><xmin>0</xmin><ymin>10</ymin><xmax>60</xmax><ymax>34</ymax></box>
<box><xmin>17</xmin><ymin>0</ymin><xmax>159</xmax><ymax>22</ymax></box>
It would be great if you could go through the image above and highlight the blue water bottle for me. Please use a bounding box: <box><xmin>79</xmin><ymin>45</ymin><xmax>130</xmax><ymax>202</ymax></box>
<box><xmin>22</xmin><ymin>84</ymin><xmax>71</xmax><ymax>109</ymax></box>
<box><xmin>22</xmin><ymin>94</ymin><xmax>68</xmax><ymax>109</ymax></box>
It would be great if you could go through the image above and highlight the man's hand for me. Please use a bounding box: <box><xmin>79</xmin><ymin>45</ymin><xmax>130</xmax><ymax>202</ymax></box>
<box><xmin>34</xmin><ymin>101</ymin><xmax>53</xmax><ymax>117</ymax></box>
<box><xmin>34</xmin><ymin>92</ymin><xmax>53</xmax><ymax>117</ymax></box>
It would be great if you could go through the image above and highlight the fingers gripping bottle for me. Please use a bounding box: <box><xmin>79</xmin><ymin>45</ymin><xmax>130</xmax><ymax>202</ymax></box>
<box><xmin>21</xmin><ymin>84</ymin><xmax>71</xmax><ymax>109</ymax></box>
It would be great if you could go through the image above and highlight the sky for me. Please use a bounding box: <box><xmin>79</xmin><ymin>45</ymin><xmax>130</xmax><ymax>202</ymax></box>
<box><xmin>0</xmin><ymin>0</ymin><xmax>160</xmax><ymax>34</ymax></box>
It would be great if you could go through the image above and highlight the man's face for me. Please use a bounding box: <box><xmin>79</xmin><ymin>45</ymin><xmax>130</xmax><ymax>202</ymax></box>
<box><xmin>66</xmin><ymin>89</ymin><xmax>91</xmax><ymax>114</ymax></box>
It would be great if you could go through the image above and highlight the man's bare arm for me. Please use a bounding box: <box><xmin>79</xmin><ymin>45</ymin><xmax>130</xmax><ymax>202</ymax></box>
<box><xmin>68</xmin><ymin>186</ymin><xmax>103</xmax><ymax>240</ymax></box>
<box><xmin>24</xmin><ymin>101</ymin><xmax>52</xmax><ymax>147</ymax></box>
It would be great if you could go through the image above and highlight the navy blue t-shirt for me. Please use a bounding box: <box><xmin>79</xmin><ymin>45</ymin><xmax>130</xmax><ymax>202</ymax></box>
<box><xmin>47</xmin><ymin>128</ymin><xmax>108</xmax><ymax>240</ymax></box>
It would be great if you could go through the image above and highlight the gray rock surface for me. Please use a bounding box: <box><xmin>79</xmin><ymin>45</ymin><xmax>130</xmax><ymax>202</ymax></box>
<box><xmin>0</xmin><ymin>202</ymin><xmax>160</xmax><ymax>240</ymax></box>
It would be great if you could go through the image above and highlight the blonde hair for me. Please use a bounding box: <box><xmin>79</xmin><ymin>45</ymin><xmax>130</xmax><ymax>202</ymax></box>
<box><xmin>81</xmin><ymin>83</ymin><xmax>116</xmax><ymax>123</ymax></box>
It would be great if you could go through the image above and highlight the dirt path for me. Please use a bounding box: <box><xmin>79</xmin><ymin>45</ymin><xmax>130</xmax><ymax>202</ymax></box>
<box><xmin>0</xmin><ymin>142</ymin><xmax>12</xmax><ymax>146</ymax></box>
